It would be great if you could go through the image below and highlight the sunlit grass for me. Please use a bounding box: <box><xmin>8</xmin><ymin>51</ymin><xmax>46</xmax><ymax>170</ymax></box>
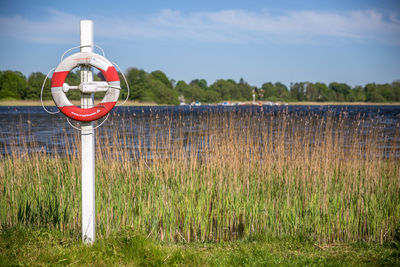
<box><xmin>2</xmin><ymin>227</ymin><xmax>399</xmax><ymax>266</ymax></box>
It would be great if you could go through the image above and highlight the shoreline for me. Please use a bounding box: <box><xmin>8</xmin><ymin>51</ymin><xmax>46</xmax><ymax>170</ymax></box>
<box><xmin>0</xmin><ymin>100</ymin><xmax>158</xmax><ymax>107</ymax></box>
<box><xmin>0</xmin><ymin>99</ymin><xmax>399</xmax><ymax>106</ymax></box>
<box><xmin>284</xmin><ymin>101</ymin><xmax>400</xmax><ymax>106</ymax></box>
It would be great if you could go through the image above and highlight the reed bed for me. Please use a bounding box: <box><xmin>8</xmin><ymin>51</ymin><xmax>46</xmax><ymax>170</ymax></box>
<box><xmin>1</xmin><ymin>108</ymin><xmax>399</xmax><ymax>243</ymax></box>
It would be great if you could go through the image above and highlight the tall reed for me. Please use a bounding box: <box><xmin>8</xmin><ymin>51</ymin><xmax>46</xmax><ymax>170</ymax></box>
<box><xmin>1</xmin><ymin>108</ymin><xmax>399</xmax><ymax>243</ymax></box>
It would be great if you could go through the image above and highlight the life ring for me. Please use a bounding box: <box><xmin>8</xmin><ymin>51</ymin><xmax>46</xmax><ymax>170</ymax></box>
<box><xmin>51</xmin><ymin>52</ymin><xmax>120</xmax><ymax>122</ymax></box>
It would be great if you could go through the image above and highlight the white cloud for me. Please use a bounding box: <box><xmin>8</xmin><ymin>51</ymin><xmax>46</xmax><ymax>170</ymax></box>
<box><xmin>1</xmin><ymin>8</ymin><xmax>399</xmax><ymax>45</ymax></box>
<box><xmin>0</xmin><ymin>9</ymin><xmax>80</xmax><ymax>44</ymax></box>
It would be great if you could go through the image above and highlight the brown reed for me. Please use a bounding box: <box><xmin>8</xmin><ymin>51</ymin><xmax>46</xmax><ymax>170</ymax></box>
<box><xmin>0</xmin><ymin>108</ymin><xmax>399</xmax><ymax>243</ymax></box>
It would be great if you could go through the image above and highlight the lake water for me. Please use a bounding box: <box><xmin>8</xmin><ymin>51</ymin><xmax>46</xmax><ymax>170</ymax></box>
<box><xmin>1</xmin><ymin>105</ymin><xmax>399</xmax><ymax>158</ymax></box>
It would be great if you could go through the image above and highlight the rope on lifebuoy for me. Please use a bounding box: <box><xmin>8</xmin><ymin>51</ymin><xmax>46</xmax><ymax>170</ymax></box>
<box><xmin>112</xmin><ymin>61</ymin><xmax>130</xmax><ymax>106</ymax></box>
<box><xmin>41</xmin><ymin>67</ymin><xmax>59</xmax><ymax>114</ymax></box>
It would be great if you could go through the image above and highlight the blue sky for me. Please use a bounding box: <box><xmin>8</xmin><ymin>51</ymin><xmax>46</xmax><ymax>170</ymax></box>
<box><xmin>0</xmin><ymin>0</ymin><xmax>399</xmax><ymax>87</ymax></box>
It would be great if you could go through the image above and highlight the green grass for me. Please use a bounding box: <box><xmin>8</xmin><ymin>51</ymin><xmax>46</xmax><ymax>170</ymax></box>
<box><xmin>1</xmin><ymin>155</ymin><xmax>399</xmax><ymax>244</ymax></box>
<box><xmin>1</xmin><ymin>227</ymin><xmax>399</xmax><ymax>266</ymax></box>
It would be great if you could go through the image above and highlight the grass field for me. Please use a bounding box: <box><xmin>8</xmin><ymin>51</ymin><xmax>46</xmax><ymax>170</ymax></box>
<box><xmin>1</xmin><ymin>227</ymin><xmax>399</xmax><ymax>266</ymax></box>
<box><xmin>0</xmin><ymin>108</ymin><xmax>399</xmax><ymax>265</ymax></box>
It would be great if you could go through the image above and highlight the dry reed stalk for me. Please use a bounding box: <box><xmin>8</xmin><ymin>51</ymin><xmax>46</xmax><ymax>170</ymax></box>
<box><xmin>0</xmin><ymin>109</ymin><xmax>399</xmax><ymax>243</ymax></box>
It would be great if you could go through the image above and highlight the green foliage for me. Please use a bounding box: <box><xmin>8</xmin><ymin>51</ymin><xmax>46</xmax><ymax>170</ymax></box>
<box><xmin>329</xmin><ymin>82</ymin><xmax>351</xmax><ymax>101</ymax></box>
<box><xmin>360</xmin><ymin>82</ymin><xmax>400</xmax><ymax>103</ymax></box>
<box><xmin>290</xmin><ymin>82</ymin><xmax>307</xmax><ymax>101</ymax></box>
<box><xmin>124</xmin><ymin>68</ymin><xmax>179</xmax><ymax>104</ymax></box>
<box><xmin>1</xmin><ymin>68</ymin><xmax>400</xmax><ymax>103</ymax></box>
<box><xmin>177</xmin><ymin>79</ymin><xmax>230</xmax><ymax>104</ymax></box>
<box><xmin>237</xmin><ymin>78</ymin><xmax>253</xmax><ymax>101</ymax></box>
<box><xmin>203</xmin><ymin>89</ymin><xmax>220</xmax><ymax>103</ymax></box>
<box><xmin>27</xmin><ymin>72</ymin><xmax>50</xmax><ymax>99</ymax></box>
<box><xmin>209</xmin><ymin>79</ymin><xmax>252</xmax><ymax>101</ymax></box>
<box><xmin>0</xmin><ymin>70</ymin><xmax>28</xmax><ymax>99</ymax></box>
<box><xmin>176</xmin><ymin>80</ymin><xmax>192</xmax><ymax>103</ymax></box>
<box><xmin>216</xmin><ymin>79</ymin><xmax>235</xmax><ymax>100</ymax></box>
<box><xmin>191</xmin><ymin>79</ymin><xmax>208</xmax><ymax>91</ymax></box>
<box><xmin>151</xmin><ymin>70</ymin><xmax>173</xmax><ymax>89</ymax></box>
<box><xmin>314</xmin><ymin>82</ymin><xmax>333</xmax><ymax>101</ymax></box>
<box><xmin>125</xmin><ymin>67</ymin><xmax>148</xmax><ymax>100</ymax></box>
<box><xmin>148</xmin><ymin>76</ymin><xmax>179</xmax><ymax>105</ymax></box>
<box><xmin>261</xmin><ymin>82</ymin><xmax>289</xmax><ymax>101</ymax></box>
<box><xmin>347</xmin><ymin>86</ymin><xmax>366</xmax><ymax>102</ymax></box>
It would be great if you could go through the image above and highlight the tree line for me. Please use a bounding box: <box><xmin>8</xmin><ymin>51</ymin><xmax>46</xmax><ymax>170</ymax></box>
<box><xmin>1</xmin><ymin>68</ymin><xmax>399</xmax><ymax>104</ymax></box>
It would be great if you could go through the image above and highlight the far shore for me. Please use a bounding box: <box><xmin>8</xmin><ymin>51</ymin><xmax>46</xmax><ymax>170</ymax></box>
<box><xmin>284</xmin><ymin>101</ymin><xmax>400</xmax><ymax>106</ymax></box>
<box><xmin>0</xmin><ymin>100</ymin><xmax>157</xmax><ymax>107</ymax></box>
<box><xmin>0</xmin><ymin>99</ymin><xmax>399</xmax><ymax>107</ymax></box>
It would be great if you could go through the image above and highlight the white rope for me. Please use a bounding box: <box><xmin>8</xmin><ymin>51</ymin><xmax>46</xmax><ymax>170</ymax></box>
<box><xmin>66</xmin><ymin>117</ymin><xmax>83</xmax><ymax>131</ymax></box>
<box><xmin>61</xmin><ymin>44</ymin><xmax>105</xmax><ymax>61</ymax></box>
<box><xmin>40</xmin><ymin>67</ymin><xmax>59</xmax><ymax>114</ymax></box>
<box><xmin>112</xmin><ymin>61</ymin><xmax>130</xmax><ymax>106</ymax></box>
<box><xmin>66</xmin><ymin>112</ymin><xmax>111</xmax><ymax>131</ymax></box>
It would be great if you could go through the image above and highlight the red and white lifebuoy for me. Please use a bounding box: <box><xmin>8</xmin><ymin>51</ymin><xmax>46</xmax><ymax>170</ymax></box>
<box><xmin>51</xmin><ymin>52</ymin><xmax>120</xmax><ymax>122</ymax></box>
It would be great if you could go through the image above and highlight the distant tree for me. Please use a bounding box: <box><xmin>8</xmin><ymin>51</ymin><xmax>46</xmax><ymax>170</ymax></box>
<box><xmin>190</xmin><ymin>79</ymin><xmax>208</xmax><ymax>91</ymax></box>
<box><xmin>27</xmin><ymin>72</ymin><xmax>50</xmax><ymax>100</ymax></box>
<box><xmin>345</xmin><ymin>85</ymin><xmax>365</xmax><ymax>102</ymax></box>
<box><xmin>0</xmin><ymin>71</ymin><xmax>28</xmax><ymax>99</ymax></box>
<box><xmin>237</xmin><ymin>78</ymin><xmax>253</xmax><ymax>100</ymax></box>
<box><xmin>303</xmin><ymin>82</ymin><xmax>319</xmax><ymax>101</ymax></box>
<box><xmin>392</xmin><ymin>81</ymin><xmax>400</xmax><ymax>101</ymax></box>
<box><xmin>210</xmin><ymin>79</ymin><xmax>231</xmax><ymax>100</ymax></box>
<box><xmin>203</xmin><ymin>90</ymin><xmax>220</xmax><ymax>103</ymax></box>
<box><xmin>364</xmin><ymin>83</ymin><xmax>385</xmax><ymax>102</ymax></box>
<box><xmin>4</xmin><ymin>66</ymin><xmax>400</xmax><ymax>104</ymax></box>
<box><xmin>211</xmin><ymin>79</ymin><xmax>244</xmax><ymax>101</ymax></box>
<box><xmin>176</xmin><ymin>80</ymin><xmax>190</xmax><ymax>95</ymax></box>
<box><xmin>151</xmin><ymin>70</ymin><xmax>172</xmax><ymax>89</ymax></box>
<box><xmin>147</xmin><ymin>77</ymin><xmax>179</xmax><ymax>105</ymax></box>
<box><xmin>226</xmin><ymin>79</ymin><xmax>242</xmax><ymax>100</ymax></box>
<box><xmin>257</xmin><ymin>82</ymin><xmax>289</xmax><ymax>101</ymax></box>
<box><xmin>274</xmin><ymin>82</ymin><xmax>289</xmax><ymax>100</ymax></box>
<box><xmin>379</xmin><ymin>83</ymin><xmax>395</xmax><ymax>102</ymax></box>
<box><xmin>353</xmin><ymin>86</ymin><xmax>366</xmax><ymax>102</ymax></box>
<box><xmin>191</xmin><ymin>84</ymin><xmax>206</xmax><ymax>102</ymax></box>
<box><xmin>176</xmin><ymin>80</ymin><xmax>194</xmax><ymax>103</ymax></box>
<box><xmin>312</xmin><ymin>82</ymin><xmax>333</xmax><ymax>101</ymax></box>
<box><xmin>125</xmin><ymin>68</ymin><xmax>148</xmax><ymax>101</ymax></box>
<box><xmin>261</xmin><ymin>82</ymin><xmax>276</xmax><ymax>100</ymax></box>
<box><xmin>329</xmin><ymin>82</ymin><xmax>351</xmax><ymax>101</ymax></box>
<box><xmin>290</xmin><ymin>82</ymin><xmax>307</xmax><ymax>101</ymax></box>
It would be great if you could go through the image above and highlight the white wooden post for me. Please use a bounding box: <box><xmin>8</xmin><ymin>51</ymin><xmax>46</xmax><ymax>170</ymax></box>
<box><xmin>80</xmin><ymin>20</ymin><xmax>95</xmax><ymax>244</ymax></box>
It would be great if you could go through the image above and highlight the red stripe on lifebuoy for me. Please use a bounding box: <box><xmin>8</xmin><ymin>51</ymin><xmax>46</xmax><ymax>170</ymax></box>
<box><xmin>59</xmin><ymin>101</ymin><xmax>117</xmax><ymax>122</ymax></box>
<box><xmin>101</xmin><ymin>66</ymin><xmax>119</xmax><ymax>82</ymax></box>
<box><xmin>51</xmin><ymin>71</ymin><xmax>69</xmax><ymax>87</ymax></box>
<box><xmin>51</xmin><ymin>52</ymin><xmax>120</xmax><ymax>122</ymax></box>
